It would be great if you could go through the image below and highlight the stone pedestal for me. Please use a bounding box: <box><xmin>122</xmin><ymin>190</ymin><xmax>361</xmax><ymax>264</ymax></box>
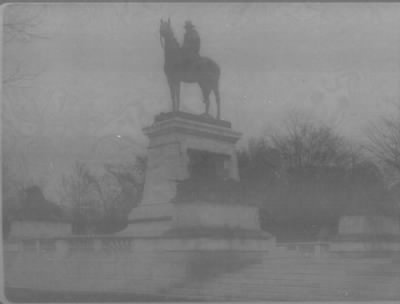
<box><xmin>121</xmin><ymin>112</ymin><xmax>243</xmax><ymax>236</ymax></box>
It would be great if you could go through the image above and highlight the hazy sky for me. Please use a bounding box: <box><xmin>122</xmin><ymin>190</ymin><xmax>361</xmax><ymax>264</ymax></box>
<box><xmin>3</xmin><ymin>3</ymin><xmax>400</xmax><ymax>202</ymax></box>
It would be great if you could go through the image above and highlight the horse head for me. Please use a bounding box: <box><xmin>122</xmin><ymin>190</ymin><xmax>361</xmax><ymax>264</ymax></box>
<box><xmin>159</xmin><ymin>18</ymin><xmax>172</xmax><ymax>48</ymax></box>
<box><xmin>160</xmin><ymin>18</ymin><xmax>179</xmax><ymax>48</ymax></box>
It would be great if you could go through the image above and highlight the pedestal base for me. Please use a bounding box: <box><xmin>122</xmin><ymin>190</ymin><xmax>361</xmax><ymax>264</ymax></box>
<box><xmin>172</xmin><ymin>202</ymin><xmax>260</xmax><ymax>231</ymax></box>
<box><xmin>119</xmin><ymin>202</ymin><xmax>174</xmax><ymax>237</ymax></box>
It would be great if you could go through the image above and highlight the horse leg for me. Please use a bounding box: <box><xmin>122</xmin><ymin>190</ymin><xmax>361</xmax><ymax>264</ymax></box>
<box><xmin>213</xmin><ymin>85</ymin><xmax>221</xmax><ymax>120</ymax></box>
<box><xmin>202</xmin><ymin>86</ymin><xmax>211</xmax><ymax>115</ymax></box>
<box><xmin>176</xmin><ymin>81</ymin><xmax>181</xmax><ymax>112</ymax></box>
<box><xmin>168</xmin><ymin>78</ymin><xmax>176</xmax><ymax>111</ymax></box>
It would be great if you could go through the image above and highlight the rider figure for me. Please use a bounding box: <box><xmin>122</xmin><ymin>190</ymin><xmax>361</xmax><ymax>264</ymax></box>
<box><xmin>182</xmin><ymin>21</ymin><xmax>200</xmax><ymax>66</ymax></box>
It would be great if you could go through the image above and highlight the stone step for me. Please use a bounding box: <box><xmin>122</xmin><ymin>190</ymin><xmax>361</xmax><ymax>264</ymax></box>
<box><xmin>166</xmin><ymin>255</ymin><xmax>400</xmax><ymax>301</ymax></box>
<box><xmin>168</xmin><ymin>282</ymin><xmax>399</xmax><ymax>301</ymax></box>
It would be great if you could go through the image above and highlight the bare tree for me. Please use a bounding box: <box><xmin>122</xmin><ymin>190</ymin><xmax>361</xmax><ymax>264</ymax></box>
<box><xmin>61</xmin><ymin>162</ymin><xmax>101</xmax><ymax>234</ymax></box>
<box><xmin>367</xmin><ymin>104</ymin><xmax>400</xmax><ymax>177</ymax></box>
<box><xmin>269</xmin><ymin>111</ymin><xmax>352</xmax><ymax>170</ymax></box>
<box><xmin>239</xmin><ymin>112</ymin><xmax>364</xmax><ymax>240</ymax></box>
<box><xmin>2</xmin><ymin>158</ymin><xmax>25</xmax><ymax>238</ymax></box>
<box><xmin>3</xmin><ymin>4</ymin><xmax>48</xmax><ymax>86</ymax></box>
<box><xmin>60</xmin><ymin>156</ymin><xmax>146</xmax><ymax>234</ymax></box>
<box><xmin>93</xmin><ymin>156</ymin><xmax>146</xmax><ymax>234</ymax></box>
<box><xmin>4</xmin><ymin>5</ymin><xmax>46</xmax><ymax>42</ymax></box>
<box><xmin>103</xmin><ymin>156</ymin><xmax>146</xmax><ymax>213</ymax></box>
<box><xmin>2</xmin><ymin>5</ymin><xmax>50</xmax><ymax>188</ymax></box>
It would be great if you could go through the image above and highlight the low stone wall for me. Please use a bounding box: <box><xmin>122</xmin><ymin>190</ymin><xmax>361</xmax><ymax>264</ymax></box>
<box><xmin>332</xmin><ymin>216</ymin><xmax>400</xmax><ymax>252</ymax></box>
<box><xmin>9</xmin><ymin>221</ymin><xmax>72</xmax><ymax>238</ymax></box>
<box><xmin>338</xmin><ymin>216</ymin><xmax>400</xmax><ymax>236</ymax></box>
<box><xmin>277</xmin><ymin>242</ymin><xmax>330</xmax><ymax>257</ymax></box>
<box><xmin>330</xmin><ymin>239</ymin><xmax>400</xmax><ymax>252</ymax></box>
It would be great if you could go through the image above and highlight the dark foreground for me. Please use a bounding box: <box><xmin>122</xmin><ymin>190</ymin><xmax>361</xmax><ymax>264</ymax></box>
<box><xmin>5</xmin><ymin>244</ymin><xmax>400</xmax><ymax>302</ymax></box>
<box><xmin>4</xmin><ymin>288</ymin><xmax>202</xmax><ymax>303</ymax></box>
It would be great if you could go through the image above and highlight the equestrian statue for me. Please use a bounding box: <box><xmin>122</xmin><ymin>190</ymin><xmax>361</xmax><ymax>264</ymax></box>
<box><xmin>159</xmin><ymin>18</ymin><xmax>221</xmax><ymax>119</ymax></box>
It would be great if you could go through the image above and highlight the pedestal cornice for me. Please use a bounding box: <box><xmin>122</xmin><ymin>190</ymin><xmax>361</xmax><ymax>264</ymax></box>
<box><xmin>143</xmin><ymin>112</ymin><xmax>242</xmax><ymax>144</ymax></box>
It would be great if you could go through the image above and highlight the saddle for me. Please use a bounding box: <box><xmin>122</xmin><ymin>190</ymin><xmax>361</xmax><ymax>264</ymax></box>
<box><xmin>181</xmin><ymin>52</ymin><xmax>201</xmax><ymax>69</ymax></box>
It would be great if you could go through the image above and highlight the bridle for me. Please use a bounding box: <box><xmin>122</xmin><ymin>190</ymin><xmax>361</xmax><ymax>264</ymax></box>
<box><xmin>160</xmin><ymin>19</ymin><xmax>174</xmax><ymax>50</ymax></box>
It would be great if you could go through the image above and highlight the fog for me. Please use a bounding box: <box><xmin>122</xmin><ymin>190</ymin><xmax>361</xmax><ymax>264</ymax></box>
<box><xmin>3</xmin><ymin>3</ymin><xmax>400</xmax><ymax>203</ymax></box>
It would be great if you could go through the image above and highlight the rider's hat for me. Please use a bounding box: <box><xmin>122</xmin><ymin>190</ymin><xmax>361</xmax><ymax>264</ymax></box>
<box><xmin>184</xmin><ymin>20</ymin><xmax>195</xmax><ymax>30</ymax></box>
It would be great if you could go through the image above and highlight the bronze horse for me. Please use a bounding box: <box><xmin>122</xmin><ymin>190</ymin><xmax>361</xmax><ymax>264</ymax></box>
<box><xmin>159</xmin><ymin>19</ymin><xmax>221</xmax><ymax>119</ymax></box>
